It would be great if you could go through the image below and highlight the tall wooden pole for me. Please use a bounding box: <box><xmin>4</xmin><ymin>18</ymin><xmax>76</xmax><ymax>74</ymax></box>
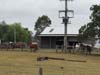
<box><xmin>59</xmin><ymin>0</ymin><xmax>74</xmax><ymax>53</ymax></box>
<box><xmin>14</xmin><ymin>27</ymin><xmax>16</xmax><ymax>44</ymax></box>
<box><xmin>64</xmin><ymin>0</ymin><xmax>68</xmax><ymax>53</ymax></box>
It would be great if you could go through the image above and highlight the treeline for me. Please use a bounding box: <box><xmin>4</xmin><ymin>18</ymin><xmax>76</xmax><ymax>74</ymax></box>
<box><xmin>0</xmin><ymin>21</ymin><xmax>32</xmax><ymax>43</ymax></box>
<box><xmin>78</xmin><ymin>5</ymin><xmax>100</xmax><ymax>43</ymax></box>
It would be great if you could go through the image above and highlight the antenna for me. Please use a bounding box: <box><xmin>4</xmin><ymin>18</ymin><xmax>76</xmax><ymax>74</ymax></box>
<box><xmin>59</xmin><ymin>0</ymin><xmax>74</xmax><ymax>53</ymax></box>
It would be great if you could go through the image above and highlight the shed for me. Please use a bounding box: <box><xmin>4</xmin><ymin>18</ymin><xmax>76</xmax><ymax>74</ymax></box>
<box><xmin>38</xmin><ymin>27</ymin><xmax>78</xmax><ymax>49</ymax></box>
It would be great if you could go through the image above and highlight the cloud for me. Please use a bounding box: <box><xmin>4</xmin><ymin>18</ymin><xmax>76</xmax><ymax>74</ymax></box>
<box><xmin>0</xmin><ymin>0</ymin><xmax>99</xmax><ymax>33</ymax></box>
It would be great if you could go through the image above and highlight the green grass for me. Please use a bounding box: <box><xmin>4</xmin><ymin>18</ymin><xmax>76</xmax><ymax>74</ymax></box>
<box><xmin>0</xmin><ymin>49</ymin><xmax>100</xmax><ymax>75</ymax></box>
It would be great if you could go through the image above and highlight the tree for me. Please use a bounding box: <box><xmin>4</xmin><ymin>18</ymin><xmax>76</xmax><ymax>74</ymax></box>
<box><xmin>10</xmin><ymin>23</ymin><xmax>32</xmax><ymax>43</ymax></box>
<box><xmin>0</xmin><ymin>21</ymin><xmax>32</xmax><ymax>43</ymax></box>
<box><xmin>78</xmin><ymin>5</ymin><xmax>100</xmax><ymax>43</ymax></box>
<box><xmin>34</xmin><ymin>15</ymin><xmax>51</xmax><ymax>38</ymax></box>
<box><xmin>0</xmin><ymin>21</ymin><xmax>9</xmax><ymax>42</ymax></box>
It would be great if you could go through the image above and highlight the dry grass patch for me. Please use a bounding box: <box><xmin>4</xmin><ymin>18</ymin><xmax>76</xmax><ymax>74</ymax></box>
<box><xmin>0</xmin><ymin>50</ymin><xmax>99</xmax><ymax>75</ymax></box>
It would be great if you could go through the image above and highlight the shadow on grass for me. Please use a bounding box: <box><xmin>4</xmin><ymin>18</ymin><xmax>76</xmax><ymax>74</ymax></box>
<box><xmin>91</xmin><ymin>54</ymin><xmax>100</xmax><ymax>57</ymax></box>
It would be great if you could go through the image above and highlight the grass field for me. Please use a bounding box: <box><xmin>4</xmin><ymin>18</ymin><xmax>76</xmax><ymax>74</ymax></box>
<box><xmin>0</xmin><ymin>49</ymin><xmax>100</xmax><ymax>75</ymax></box>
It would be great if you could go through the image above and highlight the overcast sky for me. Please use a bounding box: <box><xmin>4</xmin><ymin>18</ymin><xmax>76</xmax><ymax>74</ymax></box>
<box><xmin>0</xmin><ymin>0</ymin><xmax>100</xmax><ymax>34</ymax></box>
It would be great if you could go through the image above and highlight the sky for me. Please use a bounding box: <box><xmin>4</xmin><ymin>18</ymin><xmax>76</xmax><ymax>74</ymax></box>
<box><xmin>0</xmin><ymin>0</ymin><xmax>100</xmax><ymax>34</ymax></box>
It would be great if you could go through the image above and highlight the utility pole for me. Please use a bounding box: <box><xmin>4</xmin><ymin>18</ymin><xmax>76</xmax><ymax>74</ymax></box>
<box><xmin>59</xmin><ymin>0</ymin><xmax>74</xmax><ymax>53</ymax></box>
<box><xmin>14</xmin><ymin>26</ymin><xmax>16</xmax><ymax>44</ymax></box>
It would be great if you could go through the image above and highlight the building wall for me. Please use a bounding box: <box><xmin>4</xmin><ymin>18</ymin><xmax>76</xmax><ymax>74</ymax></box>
<box><xmin>40</xmin><ymin>36</ymin><xmax>77</xmax><ymax>49</ymax></box>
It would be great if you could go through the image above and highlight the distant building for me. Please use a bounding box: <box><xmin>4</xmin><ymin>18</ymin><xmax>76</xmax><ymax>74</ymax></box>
<box><xmin>38</xmin><ymin>27</ymin><xmax>78</xmax><ymax>49</ymax></box>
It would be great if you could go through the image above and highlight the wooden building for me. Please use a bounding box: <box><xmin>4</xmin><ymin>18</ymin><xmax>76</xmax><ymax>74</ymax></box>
<box><xmin>38</xmin><ymin>27</ymin><xmax>78</xmax><ymax>49</ymax></box>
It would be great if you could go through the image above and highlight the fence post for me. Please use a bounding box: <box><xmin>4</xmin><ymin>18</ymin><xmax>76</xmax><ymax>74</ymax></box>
<box><xmin>39</xmin><ymin>67</ymin><xmax>43</xmax><ymax>75</ymax></box>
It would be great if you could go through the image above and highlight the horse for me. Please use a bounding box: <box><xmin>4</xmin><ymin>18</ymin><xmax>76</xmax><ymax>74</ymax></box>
<box><xmin>9</xmin><ymin>42</ymin><xmax>25</xmax><ymax>51</ymax></box>
<box><xmin>79</xmin><ymin>43</ymin><xmax>92</xmax><ymax>55</ymax></box>
<box><xmin>29</xmin><ymin>42</ymin><xmax>38</xmax><ymax>52</ymax></box>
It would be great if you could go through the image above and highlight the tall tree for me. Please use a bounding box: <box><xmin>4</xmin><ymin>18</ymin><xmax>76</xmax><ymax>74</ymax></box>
<box><xmin>34</xmin><ymin>15</ymin><xmax>51</xmax><ymax>38</ymax></box>
<box><xmin>78</xmin><ymin>5</ymin><xmax>100</xmax><ymax>43</ymax></box>
<box><xmin>0</xmin><ymin>21</ymin><xmax>9</xmax><ymax>42</ymax></box>
<box><xmin>0</xmin><ymin>21</ymin><xmax>32</xmax><ymax>43</ymax></box>
<box><xmin>10</xmin><ymin>23</ymin><xmax>32</xmax><ymax>43</ymax></box>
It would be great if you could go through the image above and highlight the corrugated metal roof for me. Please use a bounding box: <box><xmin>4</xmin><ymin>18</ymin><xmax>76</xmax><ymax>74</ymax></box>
<box><xmin>38</xmin><ymin>34</ymin><xmax>77</xmax><ymax>36</ymax></box>
<box><xmin>39</xmin><ymin>26</ymin><xmax>78</xmax><ymax>36</ymax></box>
<box><xmin>38</xmin><ymin>14</ymin><xmax>89</xmax><ymax>36</ymax></box>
